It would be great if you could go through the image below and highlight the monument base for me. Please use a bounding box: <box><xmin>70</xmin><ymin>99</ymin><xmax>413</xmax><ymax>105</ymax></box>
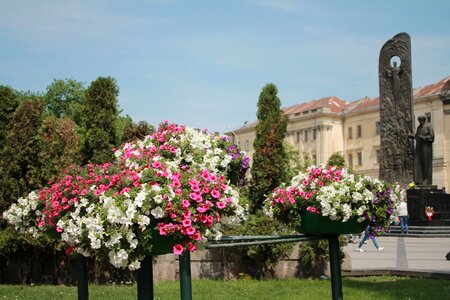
<box><xmin>406</xmin><ymin>188</ymin><xmax>450</xmax><ymax>226</ymax></box>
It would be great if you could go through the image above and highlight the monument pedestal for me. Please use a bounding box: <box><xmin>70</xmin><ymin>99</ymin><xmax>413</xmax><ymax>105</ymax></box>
<box><xmin>407</xmin><ymin>188</ymin><xmax>450</xmax><ymax>226</ymax></box>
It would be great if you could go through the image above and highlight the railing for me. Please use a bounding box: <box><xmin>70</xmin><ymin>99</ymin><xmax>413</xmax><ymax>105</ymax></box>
<box><xmin>76</xmin><ymin>234</ymin><xmax>344</xmax><ymax>300</ymax></box>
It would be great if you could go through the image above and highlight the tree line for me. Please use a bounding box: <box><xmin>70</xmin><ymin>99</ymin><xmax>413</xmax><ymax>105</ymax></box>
<box><xmin>0</xmin><ymin>77</ymin><xmax>154</xmax><ymax>282</ymax></box>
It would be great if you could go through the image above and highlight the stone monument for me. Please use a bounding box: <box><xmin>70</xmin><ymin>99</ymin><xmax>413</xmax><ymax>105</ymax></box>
<box><xmin>378</xmin><ymin>32</ymin><xmax>414</xmax><ymax>186</ymax></box>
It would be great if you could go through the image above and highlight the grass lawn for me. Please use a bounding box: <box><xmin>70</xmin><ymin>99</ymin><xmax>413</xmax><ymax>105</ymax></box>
<box><xmin>0</xmin><ymin>276</ymin><xmax>449</xmax><ymax>300</ymax></box>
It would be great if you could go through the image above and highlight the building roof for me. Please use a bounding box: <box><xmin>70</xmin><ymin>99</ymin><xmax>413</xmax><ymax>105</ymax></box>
<box><xmin>283</xmin><ymin>96</ymin><xmax>346</xmax><ymax>115</ymax></box>
<box><xmin>344</xmin><ymin>76</ymin><xmax>450</xmax><ymax>114</ymax></box>
<box><xmin>232</xmin><ymin>75</ymin><xmax>450</xmax><ymax>132</ymax></box>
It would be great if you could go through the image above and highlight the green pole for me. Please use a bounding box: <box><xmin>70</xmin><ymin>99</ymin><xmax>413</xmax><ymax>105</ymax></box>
<box><xmin>328</xmin><ymin>235</ymin><xmax>343</xmax><ymax>300</ymax></box>
<box><xmin>137</xmin><ymin>256</ymin><xmax>153</xmax><ymax>300</ymax></box>
<box><xmin>76</xmin><ymin>255</ymin><xmax>89</xmax><ymax>300</ymax></box>
<box><xmin>179</xmin><ymin>251</ymin><xmax>192</xmax><ymax>300</ymax></box>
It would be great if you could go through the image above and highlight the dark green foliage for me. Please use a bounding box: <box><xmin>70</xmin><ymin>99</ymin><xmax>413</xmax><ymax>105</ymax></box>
<box><xmin>229</xmin><ymin>211</ymin><xmax>294</xmax><ymax>279</ymax></box>
<box><xmin>44</xmin><ymin>79</ymin><xmax>86</xmax><ymax>126</ymax></box>
<box><xmin>0</xmin><ymin>86</ymin><xmax>19</xmax><ymax>145</ymax></box>
<box><xmin>83</xmin><ymin>77</ymin><xmax>119</xmax><ymax>164</ymax></box>
<box><xmin>119</xmin><ymin>116</ymin><xmax>154</xmax><ymax>144</ymax></box>
<box><xmin>38</xmin><ymin>116</ymin><xmax>81</xmax><ymax>181</ymax></box>
<box><xmin>327</xmin><ymin>151</ymin><xmax>346</xmax><ymax>167</ymax></box>
<box><xmin>299</xmin><ymin>236</ymin><xmax>347</xmax><ymax>278</ymax></box>
<box><xmin>0</xmin><ymin>99</ymin><xmax>45</xmax><ymax>212</ymax></box>
<box><xmin>249</xmin><ymin>83</ymin><xmax>288</xmax><ymax>211</ymax></box>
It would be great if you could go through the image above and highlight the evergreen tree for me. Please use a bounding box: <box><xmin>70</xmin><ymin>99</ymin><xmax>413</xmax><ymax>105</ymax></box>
<box><xmin>0</xmin><ymin>86</ymin><xmax>19</xmax><ymax>146</ymax></box>
<box><xmin>83</xmin><ymin>77</ymin><xmax>119</xmax><ymax>164</ymax></box>
<box><xmin>248</xmin><ymin>83</ymin><xmax>288</xmax><ymax>212</ymax></box>
<box><xmin>0</xmin><ymin>99</ymin><xmax>44</xmax><ymax>212</ymax></box>
<box><xmin>38</xmin><ymin>116</ymin><xmax>81</xmax><ymax>181</ymax></box>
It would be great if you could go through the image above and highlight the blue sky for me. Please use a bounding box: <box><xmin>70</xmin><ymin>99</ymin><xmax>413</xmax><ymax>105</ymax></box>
<box><xmin>1</xmin><ymin>0</ymin><xmax>449</xmax><ymax>133</ymax></box>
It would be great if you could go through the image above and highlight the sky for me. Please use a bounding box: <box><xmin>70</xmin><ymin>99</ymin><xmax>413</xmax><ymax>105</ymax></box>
<box><xmin>1</xmin><ymin>0</ymin><xmax>449</xmax><ymax>134</ymax></box>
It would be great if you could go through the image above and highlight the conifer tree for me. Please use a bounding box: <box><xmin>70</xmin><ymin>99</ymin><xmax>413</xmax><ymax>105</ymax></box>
<box><xmin>0</xmin><ymin>99</ymin><xmax>44</xmax><ymax>212</ymax></box>
<box><xmin>83</xmin><ymin>77</ymin><xmax>119</xmax><ymax>164</ymax></box>
<box><xmin>248</xmin><ymin>83</ymin><xmax>288</xmax><ymax>211</ymax></box>
<box><xmin>0</xmin><ymin>86</ymin><xmax>19</xmax><ymax>146</ymax></box>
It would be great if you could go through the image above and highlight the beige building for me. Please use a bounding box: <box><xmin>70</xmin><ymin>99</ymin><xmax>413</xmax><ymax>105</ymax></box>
<box><xmin>228</xmin><ymin>76</ymin><xmax>450</xmax><ymax>189</ymax></box>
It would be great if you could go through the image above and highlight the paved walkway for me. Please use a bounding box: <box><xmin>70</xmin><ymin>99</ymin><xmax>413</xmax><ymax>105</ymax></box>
<box><xmin>342</xmin><ymin>236</ymin><xmax>450</xmax><ymax>278</ymax></box>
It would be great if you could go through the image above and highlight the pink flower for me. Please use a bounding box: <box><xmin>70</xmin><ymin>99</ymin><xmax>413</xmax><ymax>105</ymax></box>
<box><xmin>173</xmin><ymin>244</ymin><xmax>184</xmax><ymax>255</ymax></box>
<box><xmin>211</xmin><ymin>189</ymin><xmax>221</xmax><ymax>199</ymax></box>
<box><xmin>186</xmin><ymin>227</ymin><xmax>196</xmax><ymax>235</ymax></box>
<box><xmin>152</xmin><ymin>161</ymin><xmax>162</xmax><ymax>168</ymax></box>
<box><xmin>187</xmin><ymin>242</ymin><xmax>196</xmax><ymax>252</ymax></box>
<box><xmin>216</xmin><ymin>201</ymin><xmax>226</xmax><ymax>209</ymax></box>
<box><xmin>182</xmin><ymin>219</ymin><xmax>192</xmax><ymax>227</ymax></box>
<box><xmin>56</xmin><ymin>227</ymin><xmax>63</xmax><ymax>233</ymax></box>
<box><xmin>182</xmin><ymin>199</ymin><xmax>190</xmax><ymax>209</ymax></box>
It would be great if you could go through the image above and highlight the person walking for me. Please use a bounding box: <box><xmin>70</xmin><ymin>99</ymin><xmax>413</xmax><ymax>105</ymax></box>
<box><xmin>355</xmin><ymin>226</ymin><xmax>384</xmax><ymax>252</ymax></box>
<box><xmin>398</xmin><ymin>199</ymin><xmax>409</xmax><ymax>234</ymax></box>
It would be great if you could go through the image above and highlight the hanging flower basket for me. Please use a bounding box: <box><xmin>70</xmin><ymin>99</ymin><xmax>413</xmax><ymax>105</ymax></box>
<box><xmin>3</xmin><ymin>121</ymin><xmax>249</xmax><ymax>270</ymax></box>
<box><xmin>265</xmin><ymin>165</ymin><xmax>403</xmax><ymax>236</ymax></box>
<box><xmin>298</xmin><ymin>211</ymin><xmax>369</xmax><ymax>235</ymax></box>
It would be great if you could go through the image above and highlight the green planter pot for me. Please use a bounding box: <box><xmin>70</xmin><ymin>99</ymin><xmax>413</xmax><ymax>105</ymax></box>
<box><xmin>298</xmin><ymin>211</ymin><xmax>369</xmax><ymax>235</ymax></box>
<box><xmin>150</xmin><ymin>230</ymin><xmax>177</xmax><ymax>255</ymax></box>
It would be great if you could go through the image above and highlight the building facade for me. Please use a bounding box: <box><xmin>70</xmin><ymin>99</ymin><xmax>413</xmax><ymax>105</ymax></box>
<box><xmin>228</xmin><ymin>76</ymin><xmax>450</xmax><ymax>189</ymax></box>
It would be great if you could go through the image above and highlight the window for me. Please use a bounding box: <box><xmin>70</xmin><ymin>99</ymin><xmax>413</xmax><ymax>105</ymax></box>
<box><xmin>296</xmin><ymin>131</ymin><xmax>300</xmax><ymax>143</ymax></box>
<box><xmin>376</xmin><ymin>122</ymin><xmax>380</xmax><ymax>135</ymax></box>
<box><xmin>245</xmin><ymin>140</ymin><xmax>249</xmax><ymax>152</ymax></box>
<box><xmin>313</xmin><ymin>128</ymin><xmax>317</xmax><ymax>140</ymax></box>
<box><xmin>376</xmin><ymin>149</ymin><xmax>380</xmax><ymax>164</ymax></box>
<box><xmin>304</xmin><ymin>130</ymin><xmax>309</xmax><ymax>142</ymax></box>
<box><xmin>348</xmin><ymin>154</ymin><xmax>353</xmax><ymax>167</ymax></box>
<box><xmin>357</xmin><ymin>152</ymin><xmax>362</xmax><ymax>166</ymax></box>
<box><xmin>312</xmin><ymin>154</ymin><xmax>317</xmax><ymax>165</ymax></box>
<box><xmin>348</xmin><ymin>127</ymin><xmax>353</xmax><ymax>139</ymax></box>
<box><xmin>357</xmin><ymin>125</ymin><xmax>362</xmax><ymax>138</ymax></box>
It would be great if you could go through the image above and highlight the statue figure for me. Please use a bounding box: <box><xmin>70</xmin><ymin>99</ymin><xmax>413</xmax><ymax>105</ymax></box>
<box><xmin>409</xmin><ymin>115</ymin><xmax>434</xmax><ymax>185</ymax></box>
<box><xmin>378</xmin><ymin>33</ymin><xmax>414</xmax><ymax>185</ymax></box>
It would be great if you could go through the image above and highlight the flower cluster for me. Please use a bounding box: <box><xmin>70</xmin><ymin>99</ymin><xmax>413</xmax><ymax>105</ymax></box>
<box><xmin>3</xmin><ymin>121</ymin><xmax>248</xmax><ymax>270</ymax></box>
<box><xmin>264</xmin><ymin>165</ymin><xmax>403</xmax><ymax>235</ymax></box>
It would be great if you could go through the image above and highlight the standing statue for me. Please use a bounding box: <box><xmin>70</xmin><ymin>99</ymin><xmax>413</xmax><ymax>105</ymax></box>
<box><xmin>409</xmin><ymin>115</ymin><xmax>435</xmax><ymax>185</ymax></box>
<box><xmin>378</xmin><ymin>33</ymin><xmax>414</xmax><ymax>186</ymax></box>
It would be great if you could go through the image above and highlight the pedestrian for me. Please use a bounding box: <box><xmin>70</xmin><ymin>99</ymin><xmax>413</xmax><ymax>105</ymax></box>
<box><xmin>355</xmin><ymin>226</ymin><xmax>384</xmax><ymax>252</ymax></box>
<box><xmin>398</xmin><ymin>199</ymin><xmax>409</xmax><ymax>234</ymax></box>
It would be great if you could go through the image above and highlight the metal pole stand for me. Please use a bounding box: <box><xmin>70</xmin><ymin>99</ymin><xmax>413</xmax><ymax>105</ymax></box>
<box><xmin>137</xmin><ymin>256</ymin><xmax>154</xmax><ymax>300</ymax></box>
<box><xmin>179</xmin><ymin>251</ymin><xmax>192</xmax><ymax>300</ymax></box>
<box><xmin>76</xmin><ymin>255</ymin><xmax>89</xmax><ymax>300</ymax></box>
<box><xmin>328</xmin><ymin>235</ymin><xmax>343</xmax><ymax>300</ymax></box>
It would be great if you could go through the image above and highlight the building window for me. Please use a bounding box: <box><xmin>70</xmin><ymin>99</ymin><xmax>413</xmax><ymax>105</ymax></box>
<box><xmin>348</xmin><ymin>153</ymin><xmax>353</xmax><ymax>167</ymax></box>
<box><xmin>357</xmin><ymin>152</ymin><xmax>362</xmax><ymax>166</ymax></box>
<box><xmin>376</xmin><ymin>149</ymin><xmax>380</xmax><ymax>164</ymax></box>
<box><xmin>313</xmin><ymin>128</ymin><xmax>317</xmax><ymax>140</ymax></box>
<box><xmin>305</xmin><ymin>130</ymin><xmax>309</xmax><ymax>142</ymax></box>
<box><xmin>312</xmin><ymin>154</ymin><xmax>317</xmax><ymax>165</ymax></box>
<box><xmin>245</xmin><ymin>140</ymin><xmax>249</xmax><ymax>152</ymax></box>
<box><xmin>296</xmin><ymin>131</ymin><xmax>300</xmax><ymax>143</ymax></box>
<box><xmin>425</xmin><ymin>112</ymin><xmax>432</xmax><ymax>123</ymax></box>
<box><xmin>376</xmin><ymin>122</ymin><xmax>380</xmax><ymax>135</ymax></box>
<box><xmin>348</xmin><ymin>127</ymin><xmax>353</xmax><ymax>139</ymax></box>
<box><xmin>357</xmin><ymin>125</ymin><xmax>362</xmax><ymax>138</ymax></box>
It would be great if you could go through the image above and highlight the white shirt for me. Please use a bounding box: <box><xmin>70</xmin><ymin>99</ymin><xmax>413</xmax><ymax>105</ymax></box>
<box><xmin>398</xmin><ymin>202</ymin><xmax>408</xmax><ymax>216</ymax></box>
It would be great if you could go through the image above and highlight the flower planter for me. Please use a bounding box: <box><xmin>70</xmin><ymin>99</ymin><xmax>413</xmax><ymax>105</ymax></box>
<box><xmin>149</xmin><ymin>231</ymin><xmax>177</xmax><ymax>256</ymax></box>
<box><xmin>298</xmin><ymin>211</ymin><xmax>369</xmax><ymax>235</ymax></box>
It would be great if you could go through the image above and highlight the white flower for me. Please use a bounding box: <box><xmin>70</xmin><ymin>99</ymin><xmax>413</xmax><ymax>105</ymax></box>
<box><xmin>151</xmin><ymin>207</ymin><xmax>165</xmax><ymax>219</ymax></box>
